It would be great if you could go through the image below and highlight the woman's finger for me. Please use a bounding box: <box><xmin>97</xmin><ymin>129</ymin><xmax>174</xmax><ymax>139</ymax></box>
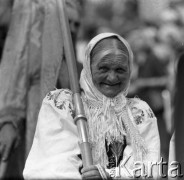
<box><xmin>81</xmin><ymin>165</ymin><xmax>98</xmax><ymax>173</ymax></box>
<box><xmin>82</xmin><ymin>174</ymin><xmax>101</xmax><ymax>180</ymax></box>
<box><xmin>82</xmin><ymin>169</ymin><xmax>100</xmax><ymax>178</ymax></box>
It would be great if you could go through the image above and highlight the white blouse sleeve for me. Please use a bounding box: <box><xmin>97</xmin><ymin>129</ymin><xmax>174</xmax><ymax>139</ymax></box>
<box><xmin>130</xmin><ymin>98</ymin><xmax>161</xmax><ymax>179</ymax></box>
<box><xmin>23</xmin><ymin>89</ymin><xmax>82</xmax><ymax>179</ymax></box>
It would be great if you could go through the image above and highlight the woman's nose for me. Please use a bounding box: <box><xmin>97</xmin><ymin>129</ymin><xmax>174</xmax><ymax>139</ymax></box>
<box><xmin>107</xmin><ymin>71</ymin><xmax>118</xmax><ymax>83</ymax></box>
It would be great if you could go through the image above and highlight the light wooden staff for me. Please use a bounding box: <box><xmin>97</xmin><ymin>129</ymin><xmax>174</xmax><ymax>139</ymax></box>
<box><xmin>56</xmin><ymin>0</ymin><xmax>93</xmax><ymax>168</ymax></box>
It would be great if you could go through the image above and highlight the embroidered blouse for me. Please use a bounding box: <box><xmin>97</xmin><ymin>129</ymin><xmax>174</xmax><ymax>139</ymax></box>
<box><xmin>23</xmin><ymin>89</ymin><xmax>160</xmax><ymax>179</ymax></box>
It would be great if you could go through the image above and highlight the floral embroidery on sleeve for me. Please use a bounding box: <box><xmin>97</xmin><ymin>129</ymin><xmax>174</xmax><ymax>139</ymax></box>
<box><xmin>131</xmin><ymin>107</ymin><xmax>145</xmax><ymax>125</ymax></box>
<box><xmin>55</xmin><ymin>100</ymin><xmax>66</xmax><ymax>110</ymax></box>
<box><xmin>68</xmin><ymin>103</ymin><xmax>75</xmax><ymax>118</ymax></box>
<box><xmin>146</xmin><ymin>108</ymin><xmax>155</xmax><ymax>119</ymax></box>
<box><xmin>46</xmin><ymin>91</ymin><xmax>56</xmax><ymax>101</ymax></box>
<box><xmin>128</xmin><ymin>98</ymin><xmax>156</xmax><ymax>125</ymax></box>
<box><xmin>46</xmin><ymin>89</ymin><xmax>75</xmax><ymax>118</ymax></box>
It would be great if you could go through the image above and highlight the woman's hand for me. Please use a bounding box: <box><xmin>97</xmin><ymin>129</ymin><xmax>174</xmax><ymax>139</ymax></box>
<box><xmin>0</xmin><ymin>124</ymin><xmax>18</xmax><ymax>161</ymax></box>
<box><xmin>81</xmin><ymin>165</ymin><xmax>110</xmax><ymax>179</ymax></box>
<box><xmin>81</xmin><ymin>165</ymin><xmax>103</xmax><ymax>179</ymax></box>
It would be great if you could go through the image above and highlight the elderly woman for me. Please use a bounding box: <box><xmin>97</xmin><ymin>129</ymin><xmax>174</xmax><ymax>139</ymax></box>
<box><xmin>23</xmin><ymin>33</ymin><xmax>160</xmax><ymax>179</ymax></box>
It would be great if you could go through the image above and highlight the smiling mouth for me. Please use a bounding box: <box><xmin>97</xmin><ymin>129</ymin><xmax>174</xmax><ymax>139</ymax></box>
<box><xmin>102</xmin><ymin>82</ymin><xmax>120</xmax><ymax>87</ymax></box>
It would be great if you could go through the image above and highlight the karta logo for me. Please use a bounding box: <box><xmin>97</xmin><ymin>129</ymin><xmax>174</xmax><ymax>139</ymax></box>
<box><xmin>108</xmin><ymin>157</ymin><xmax>184</xmax><ymax>178</ymax></box>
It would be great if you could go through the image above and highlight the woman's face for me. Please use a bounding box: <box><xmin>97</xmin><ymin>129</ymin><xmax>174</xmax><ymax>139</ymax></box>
<box><xmin>91</xmin><ymin>48</ymin><xmax>130</xmax><ymax>98</ymax></box>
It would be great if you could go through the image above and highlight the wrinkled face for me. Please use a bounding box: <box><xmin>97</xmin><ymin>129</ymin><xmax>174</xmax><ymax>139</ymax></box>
<box><xmin>91</xmin><ymin>48</ymin><xmax>130</xmax><ymax>98</ymax></box>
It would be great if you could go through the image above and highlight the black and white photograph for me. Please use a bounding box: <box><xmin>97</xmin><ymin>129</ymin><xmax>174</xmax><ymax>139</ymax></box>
<box><xmin>0</xmin><ymin>0</ymin><xmax>184</xmax><ymax>179</ymax></box>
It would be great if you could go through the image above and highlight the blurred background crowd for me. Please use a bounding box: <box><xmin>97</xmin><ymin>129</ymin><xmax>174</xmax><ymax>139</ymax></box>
<box><xmin>0</xmin><ymin>0</ymin><xmax>184</xmax><ymax>179</ymax></box>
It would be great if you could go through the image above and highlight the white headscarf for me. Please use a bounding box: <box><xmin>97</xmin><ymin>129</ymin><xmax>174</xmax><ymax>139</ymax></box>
<box><xmin>80</xmin><ymin>33</ymin><xmax>146</xmax><ymax>167</ymax></box>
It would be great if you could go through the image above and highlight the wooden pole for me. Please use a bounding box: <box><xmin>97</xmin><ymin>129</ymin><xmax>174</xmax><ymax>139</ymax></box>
<box><xmin>56</xmin><ymin>0</ymin><xmax>93</xmax><ymax>168</ymax></box>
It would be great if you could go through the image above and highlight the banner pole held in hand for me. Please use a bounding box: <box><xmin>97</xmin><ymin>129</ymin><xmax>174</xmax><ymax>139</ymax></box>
<box><xmin>56</xmin><ymin>0</ymin><xmax>93</xmax><ymax>168</ymax></box>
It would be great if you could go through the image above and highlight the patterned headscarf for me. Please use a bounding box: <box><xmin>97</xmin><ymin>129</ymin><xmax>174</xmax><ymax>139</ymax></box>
<box><xmin>80</xmin><ymin>33</ymin><xmax>146</xmax><ymax>167</ymax></box>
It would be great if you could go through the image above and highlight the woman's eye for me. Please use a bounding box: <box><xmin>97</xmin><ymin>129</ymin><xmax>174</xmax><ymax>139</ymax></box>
<box><xmin>116</xmin><ymin>68</ymin><xmax>126</xmax><ymax>73</ymax></box>
<box><xmin>99</xmin><ymin>67</ymin><xmax>108</xmax><ymax>72</ymax></box>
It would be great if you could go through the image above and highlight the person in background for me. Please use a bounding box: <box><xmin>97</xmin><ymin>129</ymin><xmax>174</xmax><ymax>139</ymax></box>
<box><xmin>169</xmin><ymin>53</ymin><xmax>184</xmax><ymax>178</ymax></box>
<box><xmin>174</xmin><ymin>53</ymin><xmax>184</xmax><ymax>168</ymax></box>
<box><xmin>0</xmin><ymin>0</ymin><xmax>83</xmax><ymax>179</ymax></box>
